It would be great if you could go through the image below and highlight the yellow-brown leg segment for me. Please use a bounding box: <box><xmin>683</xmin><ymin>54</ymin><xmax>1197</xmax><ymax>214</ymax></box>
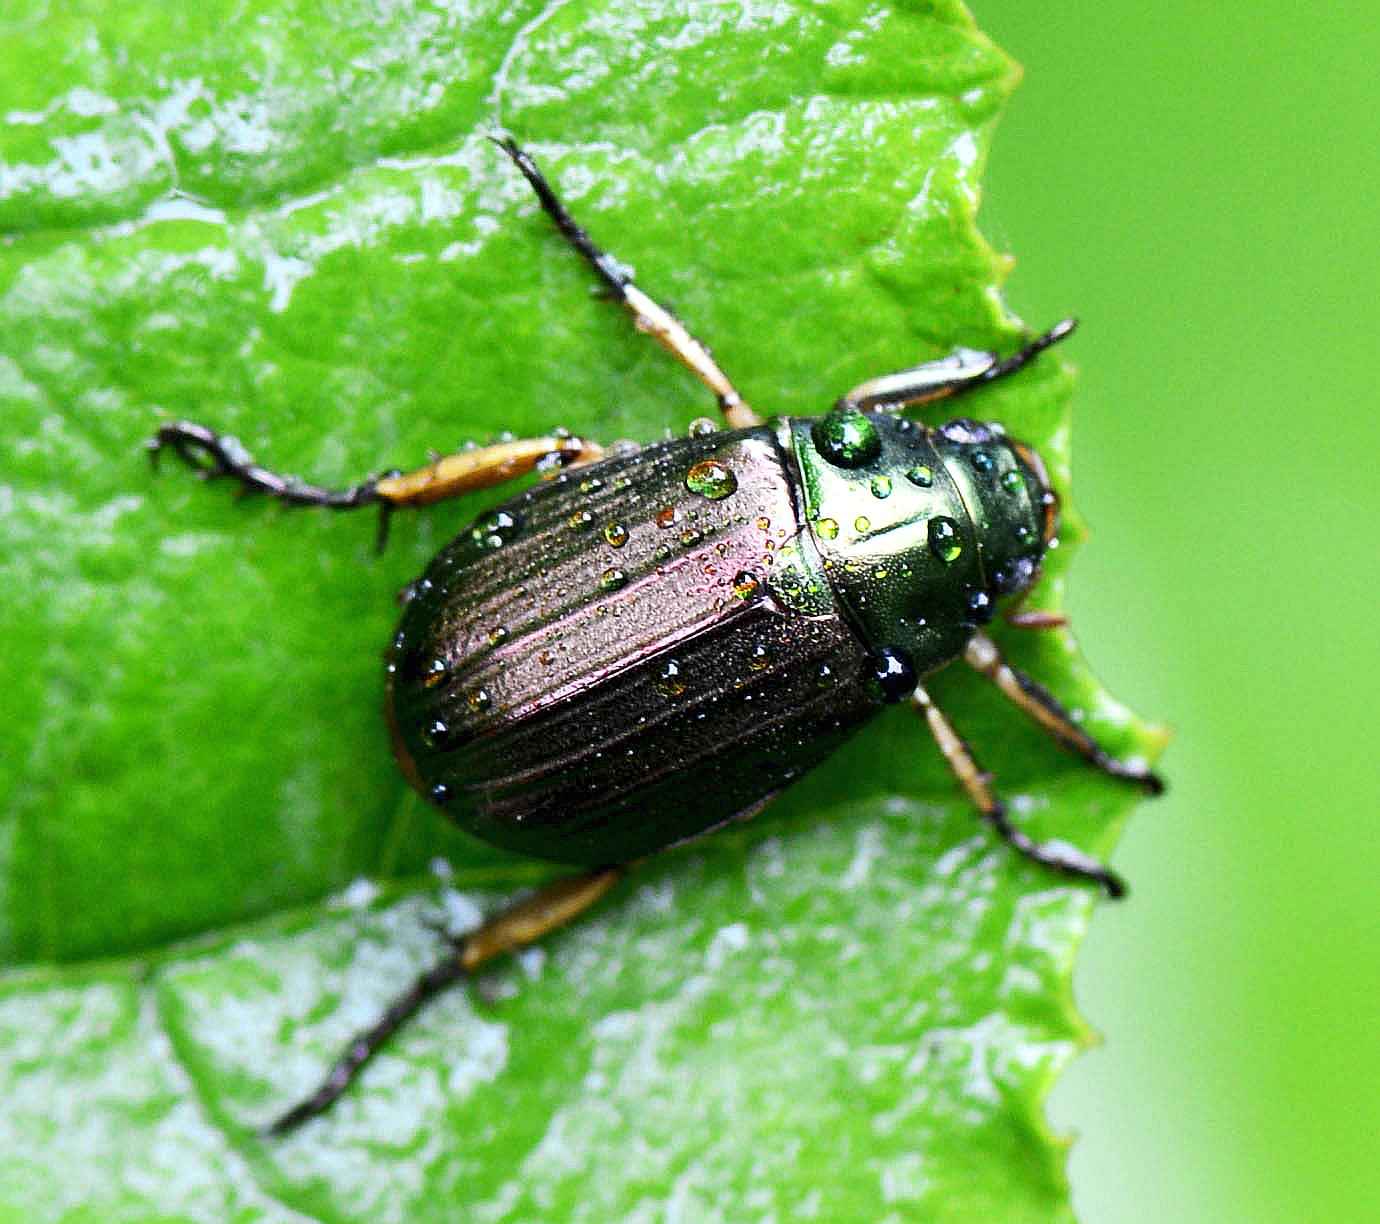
<box><xmin>496</xmin><ymin>138</ymin><xmax>760</xmax><ymax>430</ymax></box>
<box><xmin>374</xmin><ymin>435</ymin><xmax>606</xmax><ymax>507</ymax></box>
<box><xmin>269</xmin><ymin>866</ymin><xmax>625</xmax><ymax>1134</ymax></box>
<box><xmin>910</xmin><ymin>684</ymin><xmax>1126</xmax><ymax>897</ymax></box>
<box><xmin>963</xmin><ymin>631</ymin><xmax>1163</xmax><ymax>793</ymax></box>
<box><xmin>150</xmin><ymin>422</ymin><xmax>602</xmax><ymax>548</ymax></box>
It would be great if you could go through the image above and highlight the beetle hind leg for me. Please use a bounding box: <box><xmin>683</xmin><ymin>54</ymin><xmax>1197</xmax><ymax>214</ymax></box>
<box><xmin>268</xmin><ymin>866</ymin><xmax>625</xmax><ymax>1134</ymax></box>
<box><xmin>494</xmin><ymin>137</ymin><xmax>759</xmax><ymax>430</ymax></box>
<box><xmin>910</xmin><ymin>684</ymin><xmax>1126</xmax><ymax>898</ymax></box>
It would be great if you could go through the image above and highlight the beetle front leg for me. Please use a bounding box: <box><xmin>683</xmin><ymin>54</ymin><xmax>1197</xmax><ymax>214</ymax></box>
<box><xmin>837</xmin><ymin>318</ymin><xmax>1076</xmax><ymax>412</ymax></box>
<box><xmin>495</xmin><ymin>137</ymin><xmax>760</xmax><ymax>431</ymax></box>
<box><xmin>963</xmin><ymin>631</ymin><xmax>1163</xmax><ymax>794</ymax></box>
<box><xmin>150</xmin><ymin>424</ymin><xmax>603</xmax><ymax>548</ymax></box>
<box><xmin>269</xmin><ymin>866</ymin><xmax>625</xmax><ymax>1134</ymax></box>
<box><xmin>909</xmin><ymin>684</ymin><xmax>1126</xmax><ymax>898</ymax></box>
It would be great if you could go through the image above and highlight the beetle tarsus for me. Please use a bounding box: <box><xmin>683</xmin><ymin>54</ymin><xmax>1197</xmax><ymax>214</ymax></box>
<box><xmin>149</xmin><ymin>421</ymin><xmax>383</xmax><ymax>512</ymax></box>
<box><xmin>492</xmin><ymin>136</ymin><xmax>759</xmax><ymax>429</ymax></box>
<box><xmin>267</xmin><ymin>948</ymin><xmax>468</xmax><ymax>1135</ymax></box>
<box><xmin>978</xmin><ymin>317</ymin><xmax>1078</xmax><ymax>384</ymax></box>
<box><xmin>983</xmin><ymin>800</ymin><xmax>1127</xmax><ymax>899</ymax></box>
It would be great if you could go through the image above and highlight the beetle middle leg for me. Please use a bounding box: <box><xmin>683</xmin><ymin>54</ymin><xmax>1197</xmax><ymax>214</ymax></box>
<box><xmin>963</xmin><ymin>631</ymin><xmax>1163</xmax><ymax>793</ymax></box>
<box><xmin>495</xmin><ymin>137</ymin><xmax>760</xmax><ymax>431</ymax></box>
<box><xmin>150</xmin><ymin>424</ymin><xmax>603</xmax><ymax>548</ymax></box>
<box><xmin>909</xmin><ymin>684</ymin><xmax>1128</xmax><ymax>897</ymax></box>
<box><xmin>269</xmin><ymin>865</ymin><xmax>625</xmax><ymax>1134</ymax></box>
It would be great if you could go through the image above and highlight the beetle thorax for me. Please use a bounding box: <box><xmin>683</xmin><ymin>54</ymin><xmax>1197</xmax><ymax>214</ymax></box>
<box><xmin>786</xmin><ymin>412</ymin><xmax>1052</xmax><ymax>678</ymax></box>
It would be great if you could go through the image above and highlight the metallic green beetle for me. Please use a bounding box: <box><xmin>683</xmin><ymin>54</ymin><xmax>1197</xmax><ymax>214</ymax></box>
<box><xmin>152</xmin><ymin>139</ymin><xmax>1161</xmax><ymax>1131</ymax></box>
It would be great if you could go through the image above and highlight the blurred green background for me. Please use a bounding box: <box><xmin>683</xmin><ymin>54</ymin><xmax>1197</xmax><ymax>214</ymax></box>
<box><xmin>976</xmin><ymin>3</ymin><xmax>1380</xmax><ymax>1222</ymax></box>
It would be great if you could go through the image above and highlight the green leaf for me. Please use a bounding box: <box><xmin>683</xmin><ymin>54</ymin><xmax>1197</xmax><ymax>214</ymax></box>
<box><xmin>1</xmin><ymin>2</ymin><xmax>1161</xmax><ymax>1219</ymax></box>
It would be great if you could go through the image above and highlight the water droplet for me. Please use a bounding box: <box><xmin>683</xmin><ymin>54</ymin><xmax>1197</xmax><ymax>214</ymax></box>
<box><xmin>1001</xmin><ymin>468</ymin><xmax>1024</xmax><ymax>494</ymax></box>
<box><xmin>467</xmin><ymin>688</ymin><xmax>492</xmax><ymax>713</ymax></box>
<box><xmin>655</xmin><ymin>659</ymin><xmax>686</xmax><ymax>698</ymax></box>
<box><xmin>815</xmin><ymin>663</ymin><xmax>835</xmax><ymax>688</ymax></box>
<box><xmin>869</xmin><ymin>475</ymin><xmax>893</xmax><ymax>499</ymax></box>
<box><xmin>579</xmin><ymin>476</ymin><xmax>604</xmax><ymax>494</ymax></box>
<box><xmin>422</xmin><ymin>658</ymin><xmax>447</xmax><ymax>688</ymax></box>
<box><xmin>685</xmin><ymin>459</ymin><xmax>738</xmax><ymax>500</ymax></box>
<box><xmin>971</xmin><ymin>450</ymin><xmax>995</xmax><ymax>473</ymax></box>
<box><xmin>656</xmin><ymin>505</ymin><xmax>680</xmax><ymax>529</ymax></box>
<box><xmin>599</xmin><ymin>567</ymin><xmax>628</xmax><ymax>591</ymax></box>
<box><xmin>604</xmin><ymin>521</ymin><xmax>630</xmax><ymax>547</ymax></box>
<box><xmin>733</xmin><ymin>570</ymin><xmax>762</xmax><ymax>600</ymax></box>
<box><xmin>680</xmin><ymin>527</ymin><xmax>704</xmax><ymax>547</ymax></box>
<box><xmin>1014</xmin><ymin>523</ymin><xmax>1035</xmax><ymax>545</ymax></box>
<box><xmin>854</xmin><ymin>515</ymin><xmax>871</xmax><ymax>534</ymax></box>
<box><xmin>749</xmin><ymin>643</ymin><xmax>771</xmax><ymax>671</ymax></box>
<box><xmin>905</xmin><ymin>463</ymin><xmax>933</xmax><ymax>488</ymax></box>
<box><xmin>927</xmin><ymin>516</ymin><xmax>962</xmax><ymax>563</ymax></box>
<box><xmin>687</xmin><ymin>417</ymin><xmax>717</xmax><ymax>437</ymax></box>
<box><xmin>966</xmin><ymin>589</ymin><xmax>994</xmax><ymax>623</ymax></box>
<box><xmin>471</xmin><ymin>509</ymin><xmax>523</xmax><ymax>550</ymax></box>
<box><xmin>568</xmin><ymin>509</ymin><xmax>595</xmax><ymax>532</ymax></box>
<box><xmin>487</xmin><ymin>626</ymin><xmax>508</xmax><ymax>647</ymax></box>
<box><xmin>756</xmin><ymin>515</ymin><xmax>771</xmax><ymax>531</ymax></box>
<box><xmin>815</xmin><ymin>517</ymin><xmax>840</xmax><ymax>541</ymax></box>
<box><xmin>811</xmin><ymin>406</ymin><xmax>881</xmax><ymax>468</ymax></box>
<box><xmin>421</xmin><ymin>718</ymin><xmax>450</xmax><ymax>748</ymax></box>
<box><xmin>429</xmin><ymin>782</ymin><xmax>452</xmax><ymax>804</ymax></box>
<box><xmin>865</xmin><ymin>646</ymin><xmax>917</xmax><ymax>703</ymax></box>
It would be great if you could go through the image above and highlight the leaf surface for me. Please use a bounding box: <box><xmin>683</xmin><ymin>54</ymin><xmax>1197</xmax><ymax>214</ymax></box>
<box><xmin>0</xmin><ymin>2</ymin><xmax>1159</xmax><ymax>1219</ymax></box>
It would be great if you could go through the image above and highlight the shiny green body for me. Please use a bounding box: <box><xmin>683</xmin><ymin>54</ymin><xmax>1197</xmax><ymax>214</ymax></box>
<box><xmin>386</xmin><ymin>410</ymin><xmax>1051</xmax><ymax>866</ymax></box>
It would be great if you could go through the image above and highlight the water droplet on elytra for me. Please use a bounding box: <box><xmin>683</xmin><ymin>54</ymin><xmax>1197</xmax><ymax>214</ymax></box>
<box><xmin>733</xmin><ymin>570</ymin><xmax>762</xmax><ymax>600</ymax></box>
<box><xmin>685</xmin><ymin>459</ymin><xmax>738</xmax><ymax>500</ymax></box>
<box><xmin>655</xmin><ymin>659</ymin><xmax>686</xmax><ymax>698</ymax></box>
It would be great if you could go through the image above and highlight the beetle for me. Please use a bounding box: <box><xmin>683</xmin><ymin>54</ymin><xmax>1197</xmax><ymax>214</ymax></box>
<box><xmin>151</xmin><ymin>138</ymin><xmax>1162</xmax><ymax>1132</ymax></box>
